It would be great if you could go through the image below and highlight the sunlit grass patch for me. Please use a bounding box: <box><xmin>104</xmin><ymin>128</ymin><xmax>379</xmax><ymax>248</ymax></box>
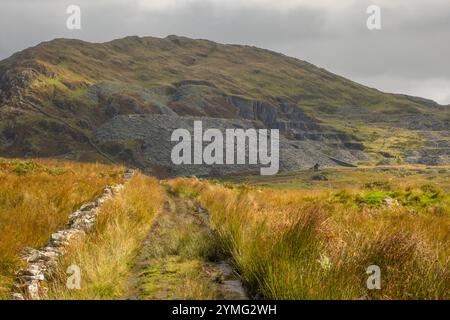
<box><xmin>47</xmin><ymin>173</ymin><xmax>164</xmax><ymax>300</ymax></box>
<box><xmin>167</xmin><ymin>173</ymin><xmax>450</xmax><ymax>300</ymax></box>
<box><xmin>0</xmin><ymin>158</ymin><xmax>124</xmax><ymax>299</ymax></box>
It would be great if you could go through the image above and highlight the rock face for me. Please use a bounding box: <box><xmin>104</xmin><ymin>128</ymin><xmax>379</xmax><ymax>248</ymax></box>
<box><xmin>228</xmin><ymin>96</ymin><xmax>321</xmax><ymax>133</ymax></box>
<box><xmin>91</xmin><ymin>82</ymin><xmax>367</xmax><ymax>176</ymax></box>
<box><xmin>95</xmin><ymin>115</ymin><xmax>366</xmax><ymax>177</ymax></box>
<box><xmin>12</xmin><ymin>170</ymin><xmax>133</xmax><ymax>300</ymax></box>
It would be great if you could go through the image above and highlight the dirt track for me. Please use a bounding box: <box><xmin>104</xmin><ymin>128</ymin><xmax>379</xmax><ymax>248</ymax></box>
<box><xmin>126</xmin><ymin>191</ymin><xmax>247</xmax><ymax>300</ymax></box>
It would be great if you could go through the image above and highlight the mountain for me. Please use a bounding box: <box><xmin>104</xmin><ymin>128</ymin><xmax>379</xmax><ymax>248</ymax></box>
<box><xmin>0</xmin><ymin>35</ymin><xmax>449</xmax><ymax>176</ymax></box>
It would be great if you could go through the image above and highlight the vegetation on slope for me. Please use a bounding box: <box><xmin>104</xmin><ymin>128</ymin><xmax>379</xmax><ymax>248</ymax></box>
<box><xmin>0</xmin><ymin>158</ymin><xmax>124</xmax><ymax>299</ymax></box>
<box><xmin>1</xmin><ymin>35</ymin><xmax>443</xmax><ymax>111</ymax></box>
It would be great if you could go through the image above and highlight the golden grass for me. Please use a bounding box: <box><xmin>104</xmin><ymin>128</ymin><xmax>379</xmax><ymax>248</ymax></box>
<box><xmin>2</xmin><ymin>157</ymin><xmax>447</xmax><ymax>300</ymax></box>
<box><xmin>0</xmin><ymin>158</ymin><xmax>124</xmax><ymax>299</ymax></box>
<box><xmin>47</xmin><ymin>173</ymin><xmax>164</xmax><ymax>299</ymax></box>
<box><xmin>167</xmin><ymin>176</ymin><xmax>450</xmax><ymax>300</ymax></box>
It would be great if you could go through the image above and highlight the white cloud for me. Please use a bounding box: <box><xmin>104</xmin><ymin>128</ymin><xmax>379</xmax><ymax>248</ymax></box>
<box><xmin>354</xmin><ymin>75</ymin><xmax>450</xmax><ymax>105</ymax></box>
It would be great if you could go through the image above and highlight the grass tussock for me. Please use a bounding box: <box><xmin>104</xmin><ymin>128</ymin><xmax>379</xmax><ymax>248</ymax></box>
<box><xmin>167</xmin><ymin>177</ymin><xmax>450</xmax><ymax>300</ymax></box>
<box><xmin>0</xmin><ymin>158</ymin><xmax>124</xmax><ymax>299</ymax></box>
<box><xmin>47</xmin><ymin>173</ymin><xmax>164</xmax><ymax>299</ymax></box>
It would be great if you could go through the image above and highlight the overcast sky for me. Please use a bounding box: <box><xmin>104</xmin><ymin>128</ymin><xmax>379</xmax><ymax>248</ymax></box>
<box><xmin>1</xmin><ymin>0</ymin><xmax>449</xmax><ymax>104</ymax></box>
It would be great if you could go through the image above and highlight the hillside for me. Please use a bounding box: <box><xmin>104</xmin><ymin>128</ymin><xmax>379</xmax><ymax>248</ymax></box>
<box><xmin>0</xmin><ymin>35</ymin><xmax>449</xmax><ymax>175</ymax></box>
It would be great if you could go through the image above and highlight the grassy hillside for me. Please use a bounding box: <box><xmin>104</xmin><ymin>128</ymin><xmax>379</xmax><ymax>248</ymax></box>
<box><xmin>0</xmin><ymin>36</ymin><xmax>444</xmax><ymax>110</ymax></box>
<box><xmin>0</xmin><ymin>36</ymin><xmax>448</xmax><ymax>167</ymax></box>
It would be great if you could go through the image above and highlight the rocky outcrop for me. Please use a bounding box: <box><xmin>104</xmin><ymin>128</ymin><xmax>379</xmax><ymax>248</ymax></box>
<box><xmin>405</xmin><ymin>149</ymin><xmax>450</xmax><ymax>166</ymax></box>
<box><xmin>12</xmin><ymin>169</ymin><xmax>134</xmax><ymax>300</ymax></box>
<box><xmin>228</xmin><ymin>96</ymin><xmax>321</xmax><ymax>131</ymax></box>
<box><xmin>0</xmin><ymin>59</ymin><xmax>56</xmax><ymax>106</ymax></box>
<box><xmin>89</xmin><ymin>82</ymin><xmax>366</xmax><ymax>176</ymax></box>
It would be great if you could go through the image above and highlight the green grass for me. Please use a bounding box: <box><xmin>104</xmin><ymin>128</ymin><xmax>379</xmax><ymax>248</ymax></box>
<box><xmin>356</xmin><ymin>191</ymin><xmax>396</xmax><ymax>207</ymax></box>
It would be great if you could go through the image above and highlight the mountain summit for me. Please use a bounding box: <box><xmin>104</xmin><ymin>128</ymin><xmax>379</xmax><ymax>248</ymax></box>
<box><xmin>0</xmin><ymin>35</ymin><xmax>448</xmax><ymax>175</ymax></box>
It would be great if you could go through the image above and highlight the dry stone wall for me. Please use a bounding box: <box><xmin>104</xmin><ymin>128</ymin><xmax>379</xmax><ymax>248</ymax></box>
<box><xmin>11</xmin><ymin>169</ymin><xmax>134</xmax><ymax>300</ymax></box>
